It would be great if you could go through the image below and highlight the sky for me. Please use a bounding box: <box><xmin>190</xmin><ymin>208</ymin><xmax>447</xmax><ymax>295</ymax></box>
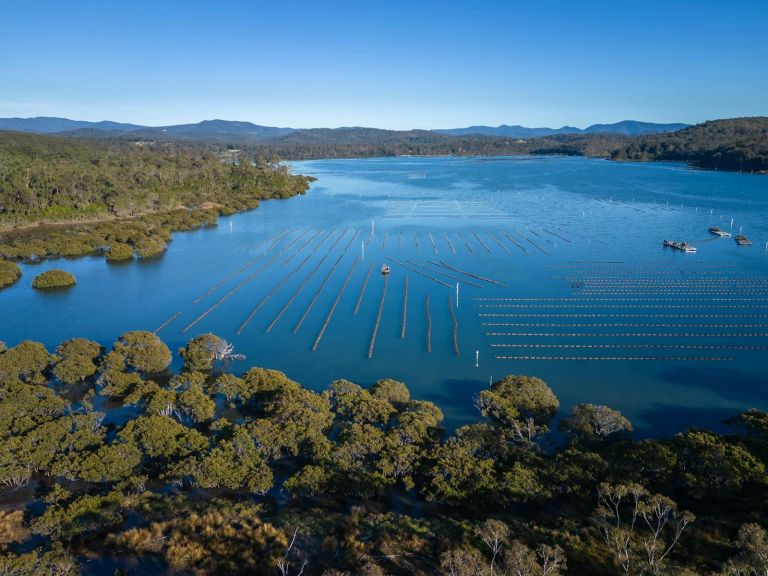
<box><xmin>1</xmin><ymin>0</ymin><xmax>766</xmax><ymax>129</ymax></box>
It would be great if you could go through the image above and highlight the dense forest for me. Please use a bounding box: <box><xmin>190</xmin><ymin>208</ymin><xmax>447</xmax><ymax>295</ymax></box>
<box><xmin>611</xmin><ymin>118</ymin><xmax>768</xmax><ymax>172</ymax></box>
<box><xmin>0</xmin><ymin>131</ymin><xmax>312</xmax><ymax>263</ymax></box>
<box><xmin>239</xmin><ymin>118</ymin><xmax>768</xmax><ymax>173</ymax></box>
<box><xmin>0</xmin><ymin>332</ymin><xmax>766</xmax><ymax>575</ymax></box>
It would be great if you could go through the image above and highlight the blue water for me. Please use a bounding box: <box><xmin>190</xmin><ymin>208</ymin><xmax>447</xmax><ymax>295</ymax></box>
<box><xmin>2</xmin><ymin>156</ymin><xmax>768</xmax><ymax>435</ymax></box>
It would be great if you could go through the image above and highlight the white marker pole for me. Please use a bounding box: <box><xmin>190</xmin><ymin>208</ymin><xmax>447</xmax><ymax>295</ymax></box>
<box><xmin>731</xmin><ymin>218</ymin><xmax>734</xmax><ymax>231</ymax></box>
<box><xmin>475</xmin><ymin>350</ymin><xmax>479</xmax><ymax>367</ymax></box>
<box><xmin>456</xmin><ymin>282</ymin><xmax>459</xmax><ymax>308</ymax></box>
<box><xmin>361</xmin><ymin>240</ymin><xmax>365</xmax><ymax>261</ymax></box>
<box><xmin>371</xmin><ymin>220</ymin><xmax>375</xmax><ymax>236</ymax></box>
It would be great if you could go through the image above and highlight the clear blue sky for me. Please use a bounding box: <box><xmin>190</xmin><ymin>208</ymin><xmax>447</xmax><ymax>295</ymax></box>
<box><xmin>1</xmin><ymin>0</ymin><xmax>766</xmax><ymax>129</ymax></box>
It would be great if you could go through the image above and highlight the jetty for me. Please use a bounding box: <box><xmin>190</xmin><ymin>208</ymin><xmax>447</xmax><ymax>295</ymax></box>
<box><xmin>293</xmin><ymin>254</ymin><xmax>344</xmax><ymax>333</ymax></box>
<box><xmin>368</xmin><ymin>275</ymin><xmax>389</xmax><ymax>358</ymax></box>
<box><xmin>312</xmin><ymin>255</ymin><xmax>360</xmax><ymax>351</ymax></box>
<box><xmin>266</xmin><ymin>254</ymin><xmax>329</xmax><ymax>333</ymax></box>
<box><xmin>425</xmin><ymin>294</ymin><xmax>432</xmax><ymax>352</ymax></box>
<box><xmin>401</xmin><ymin>276</ymin><xmax>408</xmax><ymax>338</ymax></box>
<box><xmin>448</xmin><ymin>295</ymin><xmax>460</xmax><ymax>357</ymax></box>
<box><xmin>385</xmin><ymin>257</ymin><xmax>452</xmax><ymax>288</ymax></box>
<box><xmin>443</xmin><ymin>232</ymin><xmax>457</xmax><ymax>255</ymax></box>
<box><xmin>354</xmin><ymin>261</ymin><xmax>375</xmax><ymax>315</ymax></box>
<box><xmin>236</xmin><ymin>254</ymin><xmax>312</xmax><ymax>335</ymax></box>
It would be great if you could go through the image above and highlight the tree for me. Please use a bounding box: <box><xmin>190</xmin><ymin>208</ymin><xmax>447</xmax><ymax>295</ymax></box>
<box><xmin>53</xmin><ymin>338</ymin><xmax>102</xmax><ymax>385</ymax></box>
<box><xmin>179</xmin><ymin>333</ymin><xmax>226</xmax><ymax>372</ymax></box>
<box><xmin>194</xmin><ymin>430</ymin><xmax>273</xmax><ymax>494</ymax></box>
<box><xmin>370</xmin><ymin>378</ymin><xmax>410</xmax><ymax>409</ymax></box>
<box><xmin>475</xmin><ymin>376</ymin><xmax>559</xmax><ymax>443</ymax></box>
<box><xmin>671</xmin><ymin>430</ymin><xmax>765</xmax><ymax>495</ymax></box>
<box><xmin>0</xmin><ymin>340</ymin><xmax>51</xmax><ymax>385</ymax></box>
<box><xmin>594</xmin><ymin>482</ymin><xmax>694</xmax><ymax>575</ymax></box>
<box><xmin>424</xmin><ymin>439</ymin><xmax>497</xmax><ymax>505</ymax></box>
<box><xmin>214</xmin><ymin>373</ymin><xmax>247</xmax><ymax>403</ymax></box>
<box><xmin>112</xmin><ymin>331</ymin><xmax>171</xmax><ymax>374</ymax></box>
<box><xmin>177</xmin><ymin>382</ymin><xmax>216</xmax><ymax>423</ymax></box>
<box><xmin>560</xmin><ymin>404</ymin><xmax>633</xmax><ymax>444</ymax></box>
<box><xmin>721</xmin><ymin>523</ymin><xmax>768</xmax><ymax>576</ymax></box>
<box><xmin>327</xmin><ymin>379</ymin><xmax>395</xmax><ymax>426</ymax></box>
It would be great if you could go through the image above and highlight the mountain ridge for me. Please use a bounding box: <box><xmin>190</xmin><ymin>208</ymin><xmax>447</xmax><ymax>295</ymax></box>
<box><xmin>0</xmin><ymin>116</ymin><xmax>689</xmax><ymax>141</ymax></box>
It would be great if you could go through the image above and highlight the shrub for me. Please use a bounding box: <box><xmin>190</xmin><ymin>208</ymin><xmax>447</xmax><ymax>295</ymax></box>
<box><xmin>0</xmin><ymin>261</ymin><xmax>21</xmax><ymax>288</ymax></box>
<box><xmin>32</xmin><ymin>269</ymin><xmax>76</xmax><ymax>290</ymax></box>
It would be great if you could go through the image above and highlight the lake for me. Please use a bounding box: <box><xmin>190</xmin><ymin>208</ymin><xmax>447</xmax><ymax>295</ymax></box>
<box><xmin>2</xmin><ymin>155</ymin><xmax>768</xmax><ymax>435</ymax></box>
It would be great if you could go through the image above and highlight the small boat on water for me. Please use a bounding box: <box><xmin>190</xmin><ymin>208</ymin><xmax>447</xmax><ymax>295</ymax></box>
<box><xmin>663</xmin><ymin>240</ymin><xmax>697</xmax><ymax>253</ymax></box>
<box><xmin>380</xmin><ymin>264</ymin><xmax>391</xmax><ymax>275</ymax></box>
<box><xmin>735</xmin><ymin>234</ymin><xmax>752</xmax><ymax>246</ymax></box>
<box><xmin>708</xmin><ymin>226</ymin><xmax>731</xmax><ymax>237</ymax></box>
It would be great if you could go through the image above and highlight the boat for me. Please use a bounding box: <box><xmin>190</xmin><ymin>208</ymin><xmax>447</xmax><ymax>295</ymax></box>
<box><xmin>708</xmin><ymin>226</ymin><xmax>731</xmax><ymax>237</ymax></box>
<box><xmin>380</xmin><ymin>264</ymin><xmax>391</xmax><ymax>275</ymax></box>
<box><xmin>735</xmin><ymin>234</ymin><xmax>752</xmax><ymax>246</ymax></box>
<box><xmin>662</xmin><ymin>240</ymin><xmax>697</xmax><ymax>253</ymax></box>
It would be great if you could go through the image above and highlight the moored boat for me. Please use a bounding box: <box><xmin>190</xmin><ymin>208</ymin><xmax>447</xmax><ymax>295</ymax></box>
<box><xmin>708</xmin><ymin>226</ymin><xmax>731</xmax><ymax>237</ymax></box>
<box><xmin>735</xmin><ymin>234</ymin><xmax>752</xmax><ymax>246</ymax></box>
<box><xmin>663</xmin><ymin>239</ymin><xmax>697</xmax><ymax>253</ymax></box>
<box><xmin>380</xmin><ymin>264</ymin><xmax>391</xmax><ymax>275</ymax></box>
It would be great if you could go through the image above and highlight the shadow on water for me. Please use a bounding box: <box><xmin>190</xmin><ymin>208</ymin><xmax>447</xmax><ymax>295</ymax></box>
<box><xmin>635</xmin><ymin>402</ymin><xmax>739</xmax><ymax>438</ymax></box>
<box><xmin>657</xmin><ymin>364</ymin><xmax>768</xmax><ymax>404</ymax></box>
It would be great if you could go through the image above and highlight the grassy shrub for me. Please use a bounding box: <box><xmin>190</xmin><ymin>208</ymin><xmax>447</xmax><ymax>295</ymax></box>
<box><xmin>0</xmin><ymin>261</ymin><xmax>21</xmax><ymax>288</ymax></box>
<box><xmin>32</xmin><ymin>269</ymin><xmax>76</xmax><ymax>290</ymax></box>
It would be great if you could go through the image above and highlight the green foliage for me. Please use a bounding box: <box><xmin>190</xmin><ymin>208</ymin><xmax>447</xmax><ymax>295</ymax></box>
<box><xmin>112</xmin><ymin>330</ymin><xmax>171</xmax><ymax>374</ymax></box>
<box><xmin>670</xmin><ymin>430</ymin><xmax>766</xmax><ymax>495</ymax></box>
<box><xmin>31</xmin><ymin>269</ymin><xmax>75</xmax><ymax>289</ymax></box>
<box><xmin>53</xmin><ymin>338</ymin><xmax>101</xmax><ymax>385</ymax></box>
<box><xmin>106</xmin><ymin>241</ymin><xmax>134</xmax><ymax>261</ymax></box>
<box><xmin>179</xmin><ymin>333</ymin><xmax>225</xmax><ymax>372</ymax></box>
<box><xmin>0</xmin><ymin>340</ymin><xmax>51</xmax><ymax>385</ymax></box>
<box><xmin>613</xmin><ymin>117</ymin><xmax>768</xmax><ymax>172</ymax></box>
<box><xmin>0</xmin><ymin>544</ymin><xmax>80</xmax><ymax>575</ymax></box>
<box><xmin>560</xmin><ymin>403</ymin><xmax>633</xmax><ymax>444</ymax></box>
<box><xmin>0</xmin><ymin>260</ymin><xmax>21</xmax><ymax>288</ymax></box>
<box><xmin>0</xmin><ymin>331</ymin><xmax>767</xmax><ymax>574</ymax></box>
<box><xmin>0</xmin><ymin>131</ymin><xmax>312</xmax><ymax>264</ymax></box>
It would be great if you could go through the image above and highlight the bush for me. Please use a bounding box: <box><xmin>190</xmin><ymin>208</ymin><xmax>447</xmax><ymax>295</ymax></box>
<box><xmin>106</xmin><ymin>242</ymin><xmax>135</xmax><ymax>262</ymax></box>
<box><xmin>32</xmin><ymin>269</ymin><xmax>76</xmax><ymax>290</ymax></box>
<box><xmin>0</xmin><ymin>261</ymin><xmax>21</xmax><ymax>288</ymax></box>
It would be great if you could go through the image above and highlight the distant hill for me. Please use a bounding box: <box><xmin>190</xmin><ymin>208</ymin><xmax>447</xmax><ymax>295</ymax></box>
<box><xmin>0</xmin><ymin>116</ymin><xmax>144</xmax><ymax>133</ymax></box>
<box><xmin>0</xmin><ymin>117</ymin><xmax>295</xmax><ymax>142</ymax></box>
<box><xmin>435</xmin><ymin>120</ymin><xmax>689</xmax><ymax>138</ymax></box>
<box><xmin>612</xmin><ymin>117</ymin><xmax>768</xmax><ymax>172</ymax></box>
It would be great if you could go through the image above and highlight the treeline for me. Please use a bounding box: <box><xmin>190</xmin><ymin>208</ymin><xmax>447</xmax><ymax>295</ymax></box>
<box><xmin>611</xmin><ymin>117</ymin><xmax>768</xmax><ymax>172</ymax></box>
<box><xmin>241</xmin><ymin>118</ymin><xmax>768</xmax><ymax>174</ymax></box>
<box><xmin>1</xmin><ymin>333</ymin><xmax>767</xmax><ymax>575</ymax></box>
<box><xmin>0</xmin><ymin>131</ymin><xmax>312</xmax><ymax>263</ymax></box>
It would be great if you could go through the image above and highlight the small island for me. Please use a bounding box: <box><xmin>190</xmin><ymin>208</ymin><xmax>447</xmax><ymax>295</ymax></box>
<box><xmin>32</xmin><ymin>269</ymin><xmax>76</xmax><ymax>290</ymax></box>
<box><xmin>0</xmin><ymin>260</ymin><xmax>21</xmax><ymax>288</ymax></box>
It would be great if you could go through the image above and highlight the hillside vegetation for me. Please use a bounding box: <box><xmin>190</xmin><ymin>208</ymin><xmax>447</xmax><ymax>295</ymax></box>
<box><xmin>612</xmin><ymin>117</ymin><xmax>768</xmax><ymax>172</ymax></box>
<box><xmin>0</xmin><ymin>333</ymin><xmax>767</xmax><ymax>574</ymax></box>
<box><xmin>0</xmin><ymin>131</ymin><xmax>312</xmax><ymax>263</ymax></box>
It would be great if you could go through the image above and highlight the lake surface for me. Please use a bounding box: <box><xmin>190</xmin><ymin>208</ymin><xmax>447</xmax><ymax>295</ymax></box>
<box><xmin>2</xmin><ymin>156</ymin><xmax>768</xmax><ymax>435</ymax></box>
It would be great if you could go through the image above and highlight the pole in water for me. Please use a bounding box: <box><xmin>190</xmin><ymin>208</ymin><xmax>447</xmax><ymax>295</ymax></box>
<box><xmin>229</xmin><ymin>220</ymin><xmax>233</xmax><ymax>233</ymax></box>
<box><xmin>371</xmin><ymin>220</ymin><xmax>375</xmax><ymax>236</ymax></box>
<box><xmin>740</xmin><ymin>225</ymin><xmax>743</xmax><ymax>235</ymax></box>
<box><xmin>456</xmin><ymin>282</ymin><xmax>459</xmax><ymax>309</ymax></box>
<box><xmin>362</xmin><ymin>240</ymin><xmax>365</xmax><ymax>261</ymax></box>
<box><xmin>475</xmin><ymin>350</ymin><xmax>479</xmax><ymax>367</ymax></box>
<box><xmin>731</xmin><ymin>218</ymin><xmax>734</xmax><ymax>231</ymax></box>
